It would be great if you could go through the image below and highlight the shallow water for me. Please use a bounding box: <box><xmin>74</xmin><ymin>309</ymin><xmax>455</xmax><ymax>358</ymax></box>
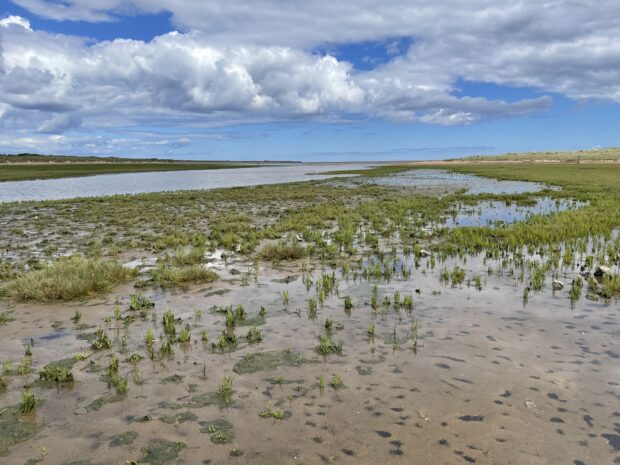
<box><xmin>1</xmin><ymin>252</ymin><xmax>618</xmax><ymax>465</ymax></box>
<box><xmin>369</xmin><ymin>169</ymin><xmax>546</xmax><ymax>195</ymax></box>
<box><xmin>0</xmin><ymin>163</ymin><xmax>373</xmax><ymax>203</ymax></box>
<box><xmin>446</xmin><ymin>197</ymin><xmax>586</xmax><ymax>228</ymax></box>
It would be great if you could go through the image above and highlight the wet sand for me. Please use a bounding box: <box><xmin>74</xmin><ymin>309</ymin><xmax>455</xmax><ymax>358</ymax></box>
<box><xmin>1</xmin><ymin>252</ymin><xmax>618</xmax><ymax>465</ymax></box>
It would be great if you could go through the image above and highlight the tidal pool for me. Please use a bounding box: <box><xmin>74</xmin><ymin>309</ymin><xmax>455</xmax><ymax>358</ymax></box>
<box><xmin>445</xmin><ymin>197</ymin><xmax>586</xmax><ymax>228</ymax></box>
<box><xmin>368</xmin><ymin>169</ymin><xmax>546</xmax><ymax>194</ymax></box>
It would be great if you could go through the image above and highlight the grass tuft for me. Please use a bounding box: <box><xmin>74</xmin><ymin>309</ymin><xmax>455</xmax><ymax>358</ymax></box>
<box><xmin>260</xmin><ymin>241</ymin><xmax>306</xmax><ymax>261</ymax></box>
<box><xmin>1</xmin><ymin>255</ymin><xmax>135</xmax><ymax>302</ymax></box>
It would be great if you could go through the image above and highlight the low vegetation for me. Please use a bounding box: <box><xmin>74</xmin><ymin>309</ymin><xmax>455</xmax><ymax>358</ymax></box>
<box><xmin>0</xmin><ymin>255</ymin><xmax>135</xmax><ymax>302</ymax></box>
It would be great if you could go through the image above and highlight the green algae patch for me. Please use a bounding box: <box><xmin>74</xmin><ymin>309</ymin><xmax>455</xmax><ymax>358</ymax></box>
<box><xmin>232</xmin><ymin>350</ymin><xmax>303</xmax><ymax>374</ymax></box>
<box><xmin>160</xmin><ymin>374</ymin><xmax>184</xmax><ymax>384</ymax></box>
<box><xmin>356</xmin><ymin>366</ymin><xmax>373</xmax><ymax>376</ymax></box>
<box><xmin>0</xmin><ymin>406</ymin><xmax>43</xmax><ymax>457</ymax></box>
<box><xmin>159</xmin><ymin>411</ymin><xmax>197</xmax><ymax>425</ymax></box>
<box><xmin>235</xmin><ymin>315</ymin><xmax>266</xmax><ymax>327</ymax></box>
<box><xmin>110</xmin><ymin>431</ymin><xmax>138</xmax><ymax>447</ymax></box>
<box><xmin>190</xmin><ymin>392</ymin><xmax>233</xmax><ymax>409</ymax></box>
<box><xmin>85</xmin><ymin>394</ymin><xmax>124</xmax><ymax>412</ymax></box>
<box><xmin>199</xmin><ymin>419</ymin><xmax>234</xmax><ymax>444</ymax></box>
<box><xmin>138</xmin><ymin>439</ymin><xmax>186</xmax><ymax>465</ymax></box>
<box><xmin>76</xmin><ymin>332</ymin><xmax>97</xmax><ymax>343</ymax></box>
<box><xmin>159</xmin><ymin>391</ymin><xmax>233</xmax><ymax>411</ymax></box>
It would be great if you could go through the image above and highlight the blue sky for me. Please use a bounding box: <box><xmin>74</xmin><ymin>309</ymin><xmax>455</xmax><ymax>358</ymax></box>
<box><xmin>1</xmin><ymin>1</ymin><xmax>619</xmax><ymax>160</ymax></box>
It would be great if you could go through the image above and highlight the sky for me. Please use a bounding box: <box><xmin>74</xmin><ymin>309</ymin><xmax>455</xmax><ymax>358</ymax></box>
<box><xmin>0</xmin><ymin>1</ymin><xmax>619</xmax><ymax>161</ymax></box>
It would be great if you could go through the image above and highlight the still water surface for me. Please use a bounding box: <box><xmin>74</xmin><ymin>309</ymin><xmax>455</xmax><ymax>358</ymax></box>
<box><xmin>0</xmin><ymin>163</ymin><xmax>372</xmax><ymax>203</ymax></box>
<box><xmin>0</xmin><ymin>165</ymin><xmax>547</xmax><ymax>203</ymax></box>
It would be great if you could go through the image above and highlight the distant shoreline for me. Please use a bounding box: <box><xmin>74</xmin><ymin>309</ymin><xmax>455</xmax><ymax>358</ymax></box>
<box><xmin>0</xmin><ymin>162</ymin><xmax>260</xmax><ymax>183</ymax></box>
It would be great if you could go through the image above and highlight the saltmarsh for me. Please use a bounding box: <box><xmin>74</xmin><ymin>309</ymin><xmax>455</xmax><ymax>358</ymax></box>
<box><xmin>0</xmin><ymin>162</ymin><xmax>618</xmax><ymax>464</ymax></box>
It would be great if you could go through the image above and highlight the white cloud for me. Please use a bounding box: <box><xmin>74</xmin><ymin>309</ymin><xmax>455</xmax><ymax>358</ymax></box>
<box><xmin>0</xmin><ymin>15</ymin><xmax>32</xmax><ymax>30</ymax></box>
<box><xmin>2</xmin><ymin>0</ymin><xmax>620</xmax><ymax>152</ymax></box>
<box><xmin>37</xmin><ymin>113</ymin><xmax>82</xmax><ymax>133</ymax></box>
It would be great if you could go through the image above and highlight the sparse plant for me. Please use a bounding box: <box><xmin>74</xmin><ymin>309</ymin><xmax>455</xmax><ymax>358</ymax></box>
<box><xmin>145</xmin><ymin>328</ymin><xmax>156</xmax><ymax>347</ymax></box>
<box><xmin>329</xmin><ymin>373</ymin><xmax>343</xmax><ymax>389</ymax></box>
<box><xmin>20</xmin><ymin>388</ymin><xmax>36</xmax><ymax>414</ymax></box>
<box><xmin>217</xmin><ymin>375</ymin><xmax>234</xmax><ymax>406</ymax></box>
<box><xmin>178</xmin><ymin>324</ymin><xmax>191</xmax><ymax>343</ymax></box>
<box><xmin>367</xmin><ymin>323</ymin><xmax>375</xmax><ymax>337</ymax></box>
<box><xmin>246</xmin><ymin>326</ymin><xmax>263</xmax><ymax>344</ymax></box>
<box><xmin>92</xmin><ymin>328</ymin><xmax>112</xmax><ymax>350</ymax></box>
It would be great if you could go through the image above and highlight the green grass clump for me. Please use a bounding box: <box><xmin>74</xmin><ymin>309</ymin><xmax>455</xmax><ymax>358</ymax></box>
<box><xmin>152</xmin><ymin>264</ymin><xmax>218</xmax><ymax>288</ymax></box>
<box><xmin>129</xmin><ymin>293</ymin><xmax>155</xmax><ymax>311</ymax></box>
<box><xmin>260</xmin><ymin>241</ymin><xmax>306</xmax><ymax>261</ymax></box>
<box><xmin>259</xmin><ymin>405</ymin><xmax>286</xmax><ymax>420</ymax></box>
<box><xmin>16</xmin><ymin>357</ymin><xmax>31</xmax><ymax>375</ymax></box>
<box><xmin>246</xmin><ymin>327</ymin><xmax>263</xmax><ymax>344</ymax></box>
<box><xmin>316</xmin><ymin>333</ymin><xmax>342</xmax><ymax>356</ymax></box>
<box><xmin>0</xmin><ymin>255</ymin><xmax>135</xmax><ymax>302</ymax></box>
<box><xmin>178</xmin><ymin>324</ymin><xmax>191</xmax><ymax>343</ymax></box>
<box><xmin>91</xmin><ymin>328</ymin><xmax>113</xmax><ymax>351</ymax></box>
<box><xmin>601</xmin><ymin>273</ymin><xmax>620</xmax><ymax>299</ymax></box>
<box><xmin>39</xmin><ymin>364</ymin><xmax>75</xmax><ymax>384</ymax></box>
<box><xmin>329</xmin><ymin>373</ymin><xmax>343</xmax><ymax>389</ymax></box>
<box><xmin>217</xmin><ymin>375</ymin><xmax>234</xmax><ymax>406</ymax></box>
<box><xmin>20</xmin><ymin>388</ymin><xmax>36</xmax><ymax>414</ymax></box>
<box><xmin>169</xmin><ymin>246</ymin><xmax>206</xmax><ymax>266</ymax></box>
<box><xmin>162</xmin><ymin>310</ymin><xmax>177</xmax><ymax>339</ymax></box>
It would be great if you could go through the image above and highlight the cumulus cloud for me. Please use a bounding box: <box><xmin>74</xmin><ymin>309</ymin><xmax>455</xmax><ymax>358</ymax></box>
<box><xmin>1</xmin><ymin>0</ymin><xmax>620</xmax><ymax>150</ymax></box>
<box><xmin>0</xmin><ymin>15</ymin><xmax>32</xmax><ymax>30</ymax></box>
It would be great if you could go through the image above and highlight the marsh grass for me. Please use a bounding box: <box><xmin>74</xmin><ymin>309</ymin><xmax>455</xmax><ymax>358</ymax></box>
<box><xmin>91</xmin><ymin>329</ymin><xmax>112</xmax><ymax>351</ymax></box>
<box><xmin>129</xmin><ymin>293</ymin><xmax>155</xmax><ymax>312</ymax></box>
<box><xmin>16</xmin><ymin>357</ymin><xmax>31</xmax><ymax>375</ymax></box>
<box><xmin>20</xmin><ymin>388</ymin><xmax>36</xmax><ymax>414</ymax></box>
<box><xmin>39</xmin><ymin>363</ymin><xmax>75</xmax><ymax>384</ymax></box>
<box><xmin>217</xmin><ymin>375</ymin><xmax>234</xmax><ymax>406</ymax></box>
<box><xmin>145</xmin><ymin>328</ymin><xmax>156</xmax><ymax>347</ymax></box>
<box><xmin>169</xmin><ymin>246</ymin><xmax>206</xmax><ymax>266</ymax></box>
<box><xmin>329</xmin><ymin>373</ymin><xmax>343</xmax><ymax>389</ymax></box>
<box><xmin>246</xmin><ymin>327</ymin><xmax>263</xmax><ymax>344</ymax></box>
<box><xmin>259</xmin><ymin>405</ymin><xmax>286</xmax><ymax>420</ymax></box>
<box><xmin>261</xmin><ymin>241</ymin><xmax>306</xmax><ymax>261</ymax></box>
<box><xmin>152</xmin><ymin>264</ymin><xmax>218</xmax><ymax>289</ymax></box>
<box><xmin>178</xmin><ymin>324</ymin><xmax>191</xmax><ymax>343</ymax></box>
<box><xmin>316</xmin><ymin>333</ymin><xmax>342</xmax><ymax>356</ymax></box>
<box><xmin>0</xmin><ymin>255</ymin><xmax>135</xmax><ymax>302</ymax></box>
<box><xmin>162</xmin><ymin>310</ymin><xmax>176</xmax><ymax>339</ymax></box>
